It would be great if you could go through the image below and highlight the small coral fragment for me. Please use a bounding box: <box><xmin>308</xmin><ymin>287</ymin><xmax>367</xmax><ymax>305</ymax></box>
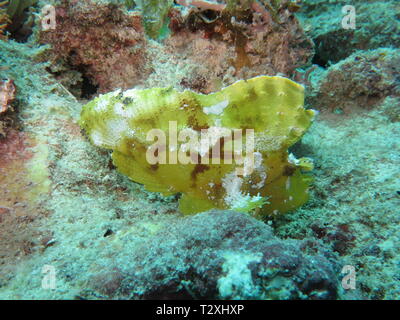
<box><xmin>79</xmin><ymin>76</ymin><xmax>316</xmax><ymax>217</ymax></box>
<box><xmin>0</xmin><ymin>79</ymin><xmax>16</xmax><ymax>137</ymax></box>
<box><xmin>176</xmin><ymin>0</ymin><xmax>227</xmax><ymax>11</ymax></box>
<box><xmin>0</xmin><ymin>78</ymin><xmax>15</xmax><ymax>114</ymax></box>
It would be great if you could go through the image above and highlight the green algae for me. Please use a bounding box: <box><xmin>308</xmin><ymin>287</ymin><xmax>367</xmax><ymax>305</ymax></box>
<box><xmin>135</xmin><ymin>0</ymin><xmax>173</xmax><ymax>39</ymax></box>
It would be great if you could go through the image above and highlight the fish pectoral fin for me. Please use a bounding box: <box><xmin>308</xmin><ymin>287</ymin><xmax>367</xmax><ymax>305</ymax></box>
<box><xmin>111</xmin><ymin>151</ymin><xmax>174</xmax><ymax>196</ymax></box>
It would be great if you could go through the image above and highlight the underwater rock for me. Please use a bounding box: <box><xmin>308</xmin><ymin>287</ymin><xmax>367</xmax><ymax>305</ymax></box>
<box><xmin>39</xmin><ymin>0</ymin><xmax>149</xmax><ymax>94</ymax></box>
<box><xmin>0</xmin><ymin>129</ymin><xmax>50</xmax><ymax>270</ymax></box>
<box><xmin>297</xmin><ymin>0</ymin><xmax>400</xmax><ymax>65</ymax></box>
<box><xmin>90</xmin><ymin>210</ymin><xmax>340</xmax><ymax>299</ymax></box>
<box><xmin>307</xmin><ymin>48</ymin><xmax>400</xmax><ymax>114</ymax></box>
<box><xmin>167</xmin><ymin>0</ymin><xmax>314</xmax><ymax>93</ymax></box>
<box><xmin>39</xmin><ymin>0</ymin><xmax>314</xmax><ymax>96</ymax></box>
<box><xmin>79</xmin><ymin>75</ymin><xmax>316</xmax><ymax>217</ymax></box>
<box><xmin>0</xmin><ymin>39</ymin><xmax>72</xmax><ymax>286</ymax></box>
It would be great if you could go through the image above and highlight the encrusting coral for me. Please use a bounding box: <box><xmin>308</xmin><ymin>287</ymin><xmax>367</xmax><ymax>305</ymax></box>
<box><xmin>79</xmin><ymin>75</ymin><xmax>316</xmax><ymax>217</ymax></box>
<box><xmin>39</xmin><ymin>0</ymin><xmax>148</xmax><ymax>94</ymax></box>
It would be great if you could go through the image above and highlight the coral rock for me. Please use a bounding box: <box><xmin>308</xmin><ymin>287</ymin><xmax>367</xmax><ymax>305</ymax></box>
<box><xmin>109</xmin><ymin>210</ymin><xmax>340</xmax><ymax>299</ymax></box>
<box><xmin>307</xmin><ymin>48</ymin><xmax>400</xmax><ymax>114</ymax></box>
<box><xmin>39</xmin><ymin>0</ymin><xmax>149</xmax><ymax>94</ymax></box>
<box><xmin>167</xmin><ymin>0</ymin><xmax>314</xmax><ymax>93</ymax></box>
<box><xmin>298</xmin><ymin>0</ymin><xmax>400</xmax><ymax>65</ymax></box>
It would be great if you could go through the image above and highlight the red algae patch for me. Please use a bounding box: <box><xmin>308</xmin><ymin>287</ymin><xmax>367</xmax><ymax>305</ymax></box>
<box><xmin>0</xmin><ymin>130</ymin><xmax>51</xmax><ymax>271</ymax></box>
